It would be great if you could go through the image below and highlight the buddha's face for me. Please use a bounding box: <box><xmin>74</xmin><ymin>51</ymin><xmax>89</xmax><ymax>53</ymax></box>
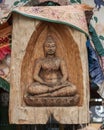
<box><xmin>44</xmin><ymin>39</ymin><xmax>56</xmax><ymax>55</ymax></box>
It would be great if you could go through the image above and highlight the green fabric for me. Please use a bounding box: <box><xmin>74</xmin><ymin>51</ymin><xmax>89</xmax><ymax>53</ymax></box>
<box><xmin>47</xmin><ymin>1</ymin><xmax>57</xmax><ymax>6</ymax></box>
<box><xmin>0</xmin><ymin>77</ymin><xmax>10</xmax><ymax>92</ymax></box>
<box><xmin>89</xmin><ymin>24</ymin><xmax>104</xmax><ymax>56</ymax></box>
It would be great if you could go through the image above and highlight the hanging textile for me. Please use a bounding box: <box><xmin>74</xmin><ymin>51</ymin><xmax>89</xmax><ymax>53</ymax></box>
<box><xmin>0</xmin><ymin>0</ymin><xmax>29</xmax><ymax>24</ymax></box>
<box><xmin>89</xmin><ymin>24</ymin><xmax>104</xmax><ymax>57</ymax></box>
<box><xmin>0</xmin><ymin>21</ymin><xmax>12</xmax><ymax>61</ymax></box>
<box><xmin>86</xmin><ymin>39</ymin><xmax>104</xmax><ymax>98</ymax></box>
<box><xmin>0</xmin><ymin>21</ymin><xmax>11</xmax><ymax>85</ymax></box>
<box><xmin>12</xmin><ymin>5</ymin><xmax>89</xmax><ymax>36</ymax></box>
<box><xmin>86</xmin><ymin>39</ymin><xmax>104</xmax><ymax>85</ymax></box>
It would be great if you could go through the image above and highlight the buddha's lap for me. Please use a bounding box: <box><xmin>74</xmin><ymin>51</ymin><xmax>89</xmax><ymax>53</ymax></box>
<box><xmin>28</xmin><ymin>82</ymin><xmax>77</xmax><ymax>95</ymax></box>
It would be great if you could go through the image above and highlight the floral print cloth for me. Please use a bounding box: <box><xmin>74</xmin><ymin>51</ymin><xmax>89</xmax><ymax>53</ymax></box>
<box><xmin>0</xmin><ymin>0</ymin><xmax>70</xmax><ymax>24</ymax></box>
<box><xmin>0</xmin><ymin>0</ymin><xmax>28</xmax><ymax>24</ymax></box>
<box><xmin>13</xmin><ymin>5</ymin><xmax>88</xmax><ymax>35</ymax></box>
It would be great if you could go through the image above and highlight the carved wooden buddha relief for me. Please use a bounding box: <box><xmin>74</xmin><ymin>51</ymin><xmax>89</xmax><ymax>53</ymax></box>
<box><xmin>9</xmin><ymin>13</ymin><xmax>89</xmax><ymax>124</ymax></box>
<box><xmin>20</xmin><ymin>22</ymin><xmax>83</xmax><ymax>106</ymax></box>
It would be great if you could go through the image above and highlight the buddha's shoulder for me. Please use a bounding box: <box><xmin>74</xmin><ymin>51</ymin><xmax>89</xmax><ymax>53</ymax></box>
<box><xmin>56</xmin><ymin>57</ymin><xmax>64</xmax><ymax>62</ymax></box>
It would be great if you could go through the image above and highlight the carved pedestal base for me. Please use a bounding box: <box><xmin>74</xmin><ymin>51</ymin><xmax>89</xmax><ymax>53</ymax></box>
<box><xmin>24</xmin><ymin>94</ymin><xmax>80</xmax><ymax>107</ymax></box>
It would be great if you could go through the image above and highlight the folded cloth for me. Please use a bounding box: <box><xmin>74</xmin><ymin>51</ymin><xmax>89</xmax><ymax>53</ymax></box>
<box><xmin>86</xmin><ymin>39</ymin><xmax>104</xmax><ymax>98</ymax></box>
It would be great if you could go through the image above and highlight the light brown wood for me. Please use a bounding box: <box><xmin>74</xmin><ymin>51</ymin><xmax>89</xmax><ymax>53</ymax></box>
<box><xmin>9</xmin><ymin>13</ymin><xmax>90</xmax><ymax>124</ymax></box>
<box><xmin>77</xmin><ymin>124</ymin><xmax>101</xmax><ymax>130</ymax></box>
<box><xmin>90</xmin><ymin>123</ymin><xmax>101</xmax><ymax>129</ymax></box>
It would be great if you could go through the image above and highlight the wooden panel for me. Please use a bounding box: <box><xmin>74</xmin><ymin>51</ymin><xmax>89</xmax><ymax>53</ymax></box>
<box><xmin>9</xmin><ymin>13</ymin><xmax>89</xmax><ymax>124</ymax></box>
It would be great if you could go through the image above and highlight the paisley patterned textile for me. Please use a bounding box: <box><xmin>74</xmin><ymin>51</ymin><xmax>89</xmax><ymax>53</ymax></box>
<box><xmin>0</xmin><ymin>0</ymin><xmax>70</xmax><ymax>24</ymax></box>
<box><xmin>0</xmin><ymin>22</ymin><xmax>11</xmax><ymax>61</ymax></box>
<box><xmin>0</xmin><ymin>0</ymin><xmax>29</xmax><ymax>24</ymax></box>
<box><xmin>13</xmin><ymin>5</ymin><xmax>88</xmax><ymax>35</ymax></box>
<box><xmin>86</xmin><ymin>39</ymin><xmax>104</xmax><ymax>98</ymax></box>
<box><xmin>86</xmin><ymin>39</ymin><xmax>104</xmax><ymax>85</ymax></box>
<box><xmin>0</xmin><ymin>0</ymin><xmax>88</xmax><ymax>35</ymax></box>
<box><xmin>0</xmin><ymin>21</ymin><xmax>11</xmax><ymax>83</ymax></box>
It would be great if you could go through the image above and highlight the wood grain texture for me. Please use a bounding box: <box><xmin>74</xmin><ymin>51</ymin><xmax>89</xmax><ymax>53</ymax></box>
<box><xmin>9</xmin><ymin>13</ymin><xmax>90</xmax><ymax>124</ymax></box>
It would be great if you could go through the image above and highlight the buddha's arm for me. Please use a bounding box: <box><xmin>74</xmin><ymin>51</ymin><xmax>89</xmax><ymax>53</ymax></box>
<box><xmin>33</xmin><ymin>60</ymin><xmax>45</xmax><ymax>84</ymax></box>
<box><xmin>60</xmin><ymin>59</ymin><xmax>68</xmax><ymax>83</ymax></box>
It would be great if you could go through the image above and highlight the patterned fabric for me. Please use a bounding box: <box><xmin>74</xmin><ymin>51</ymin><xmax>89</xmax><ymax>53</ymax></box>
<box><xmin>0</xmin><ymin>0</ymin><xmax>69</xmax><ymax>24</ymax></box>
<box><xmin>0</xmin><ymin>23</ymin><xmax>11</xmax><ymax>61</ymax></box>
<box><xmin>0</xmin><ymin>36</ymin><xmax>11</xmax><ymax>61</ymax></box>
<box><xmin>0</xmin><ymin>22</ymin><xmax>11</xmax><ymax>84</ymax></box>
<box><xmin>0</xmin><ymin>0</ymin><xmax>29</xmax><ymax>24</ymax></box>
<box><xmin>13</xmin><ymin>5</ymin><xmax>88</xmax><ymax>35</ymax></box>
<box><xmin>86</xmin><ymin>39</ymin><xmax>104</xmax><ymax>98</ymax></box>
<box><xmin>0</xmin><ymin>54</ymin><xmax>11</xmax><ymax>83</ymax></box>
<box><xmin>86</xmin><ymin>39</ymin><xmax>104</xmax><ymax>85</ymax></box>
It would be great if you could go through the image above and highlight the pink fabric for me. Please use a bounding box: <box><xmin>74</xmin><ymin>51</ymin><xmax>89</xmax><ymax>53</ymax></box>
<box><xmin>13</xmin><ymin>5</ymin><xmax>88</xmax><ymax>35</ymax></box>
<box><xmin>0</xmin><ymin>0</ymin><xmax>28</xmax><ymax>24</ymax></box>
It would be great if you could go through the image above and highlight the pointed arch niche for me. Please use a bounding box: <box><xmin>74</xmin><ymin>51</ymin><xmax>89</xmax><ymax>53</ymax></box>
<box><xmin>9</xmin><ymin>13</ymin><xmax>89</xmax><ymax>124</ymax></box>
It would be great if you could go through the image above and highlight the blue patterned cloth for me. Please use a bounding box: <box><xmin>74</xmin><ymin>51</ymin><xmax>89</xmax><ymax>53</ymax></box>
<box><xmin>86</xmin><ymin>39</ymin><xmax>104</xmax><ymax>86</ymax></box>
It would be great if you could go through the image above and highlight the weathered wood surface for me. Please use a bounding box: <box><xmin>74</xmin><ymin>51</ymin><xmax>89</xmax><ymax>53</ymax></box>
<box><xmin>9</xmin><ymin>13</ymin><xmax>89</xmax><ymax>124</ymax></box>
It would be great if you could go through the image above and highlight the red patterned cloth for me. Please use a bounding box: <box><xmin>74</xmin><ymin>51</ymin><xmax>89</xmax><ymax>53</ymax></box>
<box><xmin>0</xmin><ymin>24</ymin><xmax>12</xmax><ymax>61</ymax></box>
<box><xmin>0</xmin><ymin>43</ymin><xmax>11</xmax><ymax>61</ymax></box>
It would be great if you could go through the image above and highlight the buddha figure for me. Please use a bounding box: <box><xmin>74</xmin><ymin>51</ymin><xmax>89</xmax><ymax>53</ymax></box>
<box><xmin>26</xmin><ymin>34</ymin><xmax>79</xmax><ymax>99</ymax></box>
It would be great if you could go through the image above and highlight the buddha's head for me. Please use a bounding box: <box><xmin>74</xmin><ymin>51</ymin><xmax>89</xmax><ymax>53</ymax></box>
<box><xmin>44</xmin><ymin>35</ymin><xmax>56</xmax><ymax>56</ymax></box>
